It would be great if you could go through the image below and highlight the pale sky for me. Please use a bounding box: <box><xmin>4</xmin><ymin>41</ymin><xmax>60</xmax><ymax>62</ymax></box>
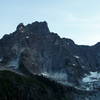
<box><xmin>0</xmin><ymin>0</ymin><xmax>100</xmax><ymax>45</ymax></box>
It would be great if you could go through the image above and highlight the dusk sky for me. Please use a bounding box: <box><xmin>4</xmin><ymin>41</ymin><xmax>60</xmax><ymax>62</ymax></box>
<box><xmin>0</xmin><ymin>0</ymin><xmax>100</xmax><ymax>45</ymax></box>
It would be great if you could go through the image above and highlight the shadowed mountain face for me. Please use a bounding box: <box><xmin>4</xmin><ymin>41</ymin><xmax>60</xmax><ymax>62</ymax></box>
<box><xmin>0</xmin><ymin>21</ymin><xmax>100</xmax><ymax>99</ymax></box>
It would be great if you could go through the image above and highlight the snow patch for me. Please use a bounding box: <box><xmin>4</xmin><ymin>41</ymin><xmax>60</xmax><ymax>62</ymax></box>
<box><xmin>21</xmin><ymin>30</ymin><xmax>24</xmax><ymax>33</ymax></box>
<box><xmin>74</xmin><ymin>55</ymin><xmax>80</xmax><ymax>59</ymax></box>
<box><xmin>86</xmin><ymin>87</ymin><xmax>90</xmax><ymax>91</ymax></box>
<box><xmin>72</xmin><ymin>64</ymin><xmax>76</xmax><ymax>66</ymax></box>
<box><xmin>82</xmin><ymin>72</ymin><xmax>100</xmax><ymax>83</ymax></box>
<box><xmin>26</xmin><ymin>36</ymin><xmax>29</xmax><ymax>39</ymax></box>
<box><xmin>41</xmin><ymin>72</ymin><xmax>68</xmax><ymax>84</ymax></box>
<box><xmin>41</xmin><ymin>72</ymin><xmax>49</xmax><ymax>77</ymax></box>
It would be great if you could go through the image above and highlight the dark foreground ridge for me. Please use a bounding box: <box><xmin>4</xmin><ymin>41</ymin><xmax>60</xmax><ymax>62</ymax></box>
<box><xmin>0</xmin><ymin>70</ymin><xmax>99</xmax><ymax>100</ymax></box>
<box><xmin>0</xmin><ymin>70</ymin><xmax>68</xmax><ymax>100</ymax></box>
<box><xmin>0</xmin><ymin>21</ymin><xmax>100</xmax><ymax>100</ymax></box>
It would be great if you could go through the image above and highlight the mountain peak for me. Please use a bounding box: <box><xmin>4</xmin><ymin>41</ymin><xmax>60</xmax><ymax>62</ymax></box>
<box><xmin>16</xmin><ymin>21</ymin><xmax>50</xmax><ymax>34</ymax></box>
<box><xmin>24</xmin><ymin>21</ymin><xmax>50</xmax><ymax>34</ymax></box>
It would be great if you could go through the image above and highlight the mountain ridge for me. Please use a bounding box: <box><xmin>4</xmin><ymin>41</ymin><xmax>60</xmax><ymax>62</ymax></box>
<box><xmin>0</xmin><ymin>21</ymin><xmax>100</xmax><ymax>88</ymax></box>
<box><xmin>0</xmin><ymin>21</ymin><xmax>100</xmax><ymax>99</ymax></box>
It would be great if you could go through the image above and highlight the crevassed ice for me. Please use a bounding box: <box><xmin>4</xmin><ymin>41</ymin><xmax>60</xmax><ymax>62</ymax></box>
<box><xmin>82</xmin><ymin>72</ymin><xmax>100</xmax><ymax>83</ymax></box>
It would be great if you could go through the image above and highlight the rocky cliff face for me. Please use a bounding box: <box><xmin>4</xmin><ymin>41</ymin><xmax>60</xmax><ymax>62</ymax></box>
<box><xmin>0</xmin><ymin>21</ymin><xmax>100</xmax><ymax>99</ymax></box>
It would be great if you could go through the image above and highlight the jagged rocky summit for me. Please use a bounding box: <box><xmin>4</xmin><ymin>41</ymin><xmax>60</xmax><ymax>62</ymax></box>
<box><xmin>0</xmin><ymin>21</ymin><xmax>100</xmax><ymax>100</ymax></box>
